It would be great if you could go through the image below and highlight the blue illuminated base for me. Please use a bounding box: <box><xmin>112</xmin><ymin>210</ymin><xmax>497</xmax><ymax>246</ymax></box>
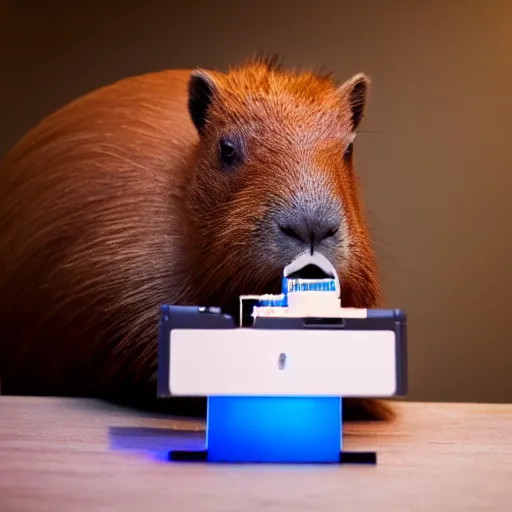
<box><xmin>168</xmin><ymin>397</ymin><xmax>377</xmax><ymax>465</ymax></box>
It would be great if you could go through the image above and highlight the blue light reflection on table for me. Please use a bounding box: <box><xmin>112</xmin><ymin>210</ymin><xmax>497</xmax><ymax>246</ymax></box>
<box><xmin>109</xmin><ymin>425</ymin><xmax>204</xmax><ymax>462</ymax></box>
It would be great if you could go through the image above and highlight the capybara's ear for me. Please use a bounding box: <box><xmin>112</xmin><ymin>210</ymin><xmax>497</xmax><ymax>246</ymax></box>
<box><xmin>188</xmin><ymin>69</ymin><xmax>222</xmax><ymax>136</ymax></box>
<box><xmin>337</xmin><ymin>72</ymin><xmax>371</xmax><ymax>131</ymax></box>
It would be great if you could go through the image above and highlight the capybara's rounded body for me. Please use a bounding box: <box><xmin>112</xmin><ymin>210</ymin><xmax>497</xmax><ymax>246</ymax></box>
<box><xmin>0</xmin><ymin>57</ymin><xmax>392</xmax><ymax>420</ymax></box>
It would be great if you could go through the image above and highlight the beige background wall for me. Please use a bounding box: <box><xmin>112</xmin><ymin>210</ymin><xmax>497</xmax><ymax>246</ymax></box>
<box><xmin>1</xmin><ymin>0</ymin><xmax>511</xmax><ymax>403</ymax></box>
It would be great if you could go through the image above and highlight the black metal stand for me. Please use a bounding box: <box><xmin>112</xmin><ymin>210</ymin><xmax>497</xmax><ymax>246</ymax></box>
<box><xmin>168</xmin><ymin>449</ymin><xmax>377</xmax><ymax>465</ymax></box>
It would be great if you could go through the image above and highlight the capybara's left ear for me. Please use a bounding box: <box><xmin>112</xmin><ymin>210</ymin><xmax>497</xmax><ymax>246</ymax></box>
<box><xmin>337</xmin><ymin>72</ymin><xmax>371</xmax><ymax>131</ymax></box>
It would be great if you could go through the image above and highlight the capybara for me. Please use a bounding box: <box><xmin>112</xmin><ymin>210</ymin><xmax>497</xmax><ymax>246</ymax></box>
<box><xmin>0</xmin><ymin>56</ymin><xmax>393</xmax><ymax>420</ymax></box>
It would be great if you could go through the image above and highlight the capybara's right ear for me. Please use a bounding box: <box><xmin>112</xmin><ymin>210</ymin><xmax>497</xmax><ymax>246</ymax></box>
<box><xmin>188</xmin><ymin>69</ymin><xmax>219</xmax><ymax>136</ymax></box>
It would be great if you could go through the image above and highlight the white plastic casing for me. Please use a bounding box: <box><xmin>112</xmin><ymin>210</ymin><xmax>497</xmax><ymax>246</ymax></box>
<box><xmin>168</xmin><ymin>328</ymin><xmax>397</xmax><ymax>397</ymax></box>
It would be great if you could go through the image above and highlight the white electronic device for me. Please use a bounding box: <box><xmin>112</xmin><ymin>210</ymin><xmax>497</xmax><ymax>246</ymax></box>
<box><xmin>156</xmin><ymin>251</ymin><xmax>408</xmax><ymax>465</ymax></box>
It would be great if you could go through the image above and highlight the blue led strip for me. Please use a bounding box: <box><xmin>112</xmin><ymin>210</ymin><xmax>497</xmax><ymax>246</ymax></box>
<box><xmin>205</xmin><ymin>396</ymin><xmax>343</xmax><ymax>463</ymax></box>
<box><xmin>257</xmin><ymin>277</ymin><xmax>337</xmax><ymax>310</ymax></box>
<box><xmin>286</xmin><ymin>278</ymin><xmax>336</xmax><ymax>293</ymax></box>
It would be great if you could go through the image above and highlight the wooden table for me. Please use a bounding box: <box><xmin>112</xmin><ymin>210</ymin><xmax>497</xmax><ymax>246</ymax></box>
<box><xmin>1</xmin><ymin>397</ymin><xmax>511</xmax><ymax>511</ymax></box>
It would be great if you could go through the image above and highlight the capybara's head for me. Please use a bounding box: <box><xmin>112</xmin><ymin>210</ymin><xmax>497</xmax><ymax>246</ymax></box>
<box><xmin>186</xmin><ymin>57</ymin><xmax>382</xmax><ymax>310</ymax></box>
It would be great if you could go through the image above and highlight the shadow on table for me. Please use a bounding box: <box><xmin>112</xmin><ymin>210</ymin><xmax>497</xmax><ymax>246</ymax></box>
<box><xmin>108</xmin><ymin>426</ymin><xmax>205</xmax><ymax>462</ymax></box>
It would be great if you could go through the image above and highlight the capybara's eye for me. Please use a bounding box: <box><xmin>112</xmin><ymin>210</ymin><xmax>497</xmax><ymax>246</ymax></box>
<box><xmin>218</xmin><ymin>137</ymin><xmax>239</xmax><ymax>166</ymax></box>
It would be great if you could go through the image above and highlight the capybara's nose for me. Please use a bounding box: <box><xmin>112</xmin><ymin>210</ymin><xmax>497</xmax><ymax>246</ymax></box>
<box><xmin>276</xmin><ymin>203</ymin><xmax>341</xmax><ymax>253</ymax></box>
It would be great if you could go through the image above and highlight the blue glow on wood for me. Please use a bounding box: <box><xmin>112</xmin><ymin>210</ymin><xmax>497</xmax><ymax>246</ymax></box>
<box><xmin>206</xmin><ymin>396</ymin><xmax>343</xmax><ymax>463</ymax></box>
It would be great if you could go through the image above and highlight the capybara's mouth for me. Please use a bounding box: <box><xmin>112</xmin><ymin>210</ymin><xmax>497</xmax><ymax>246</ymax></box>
<box><xmin>287</xmin><ymin>263</ymin><xmax>332</xmax><ymax>280</ymax></box>
<box><xmin>282</xmin><ymin>250</ymin><xmax>338</xmax><ymax>281</ymax></box>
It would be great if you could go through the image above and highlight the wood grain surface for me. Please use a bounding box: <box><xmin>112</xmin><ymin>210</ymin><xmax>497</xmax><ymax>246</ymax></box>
<box><xmin>0</xmin><ymin>397</ymin><xmax>511</xmax><ymax>511</ymax></box>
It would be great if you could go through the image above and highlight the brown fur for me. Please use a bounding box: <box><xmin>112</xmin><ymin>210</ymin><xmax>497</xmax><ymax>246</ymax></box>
<box><xmin>0</xmin><ymin>56</ymin><xmax>393</xmax><ymax>421</ymax></box>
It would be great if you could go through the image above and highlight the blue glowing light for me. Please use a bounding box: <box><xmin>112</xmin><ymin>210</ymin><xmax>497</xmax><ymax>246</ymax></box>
<box><xmin>206</xmin><ymin>396</ymin><xmax>343</xmax><ymax>463</ymax></box>
<box><xmin>257</xmin><ymin>277</ymin><xmax>337</xmax><ymax>310</ymax></box>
